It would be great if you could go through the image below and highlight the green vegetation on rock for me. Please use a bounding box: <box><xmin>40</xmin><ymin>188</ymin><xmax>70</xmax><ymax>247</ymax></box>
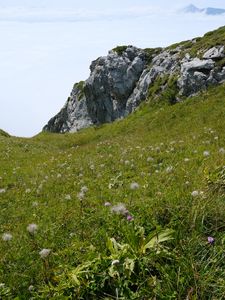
<box><xmin>112</xmin><ymin>45</ymin><xmax>128</xmax><ymax>55</ymax></box>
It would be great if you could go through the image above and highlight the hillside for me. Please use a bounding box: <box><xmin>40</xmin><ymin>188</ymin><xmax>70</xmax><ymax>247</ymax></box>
<box><xmin>0</xmin><ymin>81</ymin><xmax>225</xmax><ymax>298</ymax></box>
<box><xmin>43</xmin><ymin>26</ymin><xmax>225</xmax><ymax>134</ymax></box>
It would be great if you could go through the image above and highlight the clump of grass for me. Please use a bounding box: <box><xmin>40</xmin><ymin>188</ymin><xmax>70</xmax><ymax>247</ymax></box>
<box><xmin>112</xmin><ymin>45</ymin><xmax>128</xmax><ymax>55</ymax></box>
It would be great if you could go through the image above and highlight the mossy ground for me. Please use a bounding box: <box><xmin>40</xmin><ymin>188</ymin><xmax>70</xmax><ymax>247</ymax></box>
<box><xmin>0</xmin><ymin>83</ymin><xmax>224</xmax><ymax>299</ymax></box>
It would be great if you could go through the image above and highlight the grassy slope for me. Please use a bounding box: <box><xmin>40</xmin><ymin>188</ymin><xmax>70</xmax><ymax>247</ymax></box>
<box><xmin>0</xmin><ymin>83</ymin><xmax>225</xmax><ymax>299</ymax></box>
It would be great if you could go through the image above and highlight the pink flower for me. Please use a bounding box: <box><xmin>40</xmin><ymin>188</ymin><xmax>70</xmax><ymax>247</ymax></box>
<box><xmin>127</xmin><ymin>215</ymin><xmax>134</xmax><ymax>221</ymax></box>
<box><xmin>207</xmin><ymin>236</ymin><xmax>215</xmax><ymax>244</ymax></box>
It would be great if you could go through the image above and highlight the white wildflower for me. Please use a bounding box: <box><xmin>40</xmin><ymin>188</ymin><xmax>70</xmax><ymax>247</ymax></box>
<box><xmin>104</xmin><ymin>202</ymin><xmax>111</xmax><ymax>207</ymax></box>
<box><xmin>147</xmin><ymin>157</ymin><xmax>154</xmax><ymax>162</ymax></box>
<box><xmin>111</xmin><ymin>203</ymin><xmax>128</xmax><ymax>215</ymax></box>
<box><xmin>81</xmin><ymin>186</ymin><xmax>88</xmax><ymax>193</ymax></box>
<box><xmin>111</xmin><ymin>259</ymin><xmax>120</xmax><ymax>266</ymax></box>
<box><xmin>0</xmin><ymin>283</ymin><xmax>5</xmax><ymax>288</ymax></box>
<box><xmin>32</xmin><ymin>201</ymin><xmax>39</xmax><ymax>207</ymax></box>
<box><xmin>203</xmin><ymin>151</ymin><xmax>210</xmax><ymax>157</ymax></box>
<box><xmin>130</xmin><ymin>182</ymin><xmax>139</xmax><ymax>190</ymax></box>
<box><xmin>2</xmin><ymin>233</ymin><xmax>12</xmax><ymax>241</ymax></box>
<box><xmin>65</xmin><ymin>194</ymin><xmax>71</xmax><ymax>200</ymax></box>
<box><xmin>219</xmin><ymin>148</ymin><xmax>225</xmax><ymax>154</ymax></box>
<box><xmin>77</xmin><ymin>192</ymin><xmax>85</xmax><ymax>200</ymax></box>
<box><xmin>27</xmin><ymin>223</ymin><xmax>38</xmax><ymax>234</ymax></box>
<box><xmin>0</xmin><ymin>188</ymin><xmax>6</xmax><ymax>194</ymax></box>
<box><xmin>166</xmin><ymin>166</ymin><xmax>173</xmax><ymax>173</ymax></box>
<box><xmin>191</xmin><ymin>191</ymin><xmax>199</xmax><ymax>197</ymax></box>
<box><xmin>184</xmin><ymin>158</ymin><xmax>190</xmax><ymax>162</ymax></box>
<box><xmin>39</xmin><ymin>248</ymin><xmax>51</xmax><ymax>259</ymax></box>
<box><xmin>28</xmin><ymin>285</ymin><xmax>34</xmax><ymax>292</ymax></box>
<box><xmin>57</xmin><ymin>174</ymin><xmax>62</xmax><ymax>178</ymax></box>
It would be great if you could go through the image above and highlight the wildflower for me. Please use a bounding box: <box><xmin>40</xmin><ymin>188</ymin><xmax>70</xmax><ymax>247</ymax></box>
<box><xmin>219</xmin><ymin>148</ymin><xmax>225</xmax><ymax>154</ymax></box>
<box><xmin>57</xmin><ymin>174</ymin><xmax>62</xmax><ymax>178</ymax></box>
<box><xmin>27</xmin><ymin>223</ymin><xmax>38</xmax><ymax>234</ymax></box>
<box><xmin>77</xmin><ymin>192</ymin><xmax>85</xmax><ymax>200</ymax></box>
<box><xmin>147</xmin><ymin>157</ymin><xmax>154</xmax><ymax>162</ymax></box>
<box><xmin>130</xmin><ymin>182</ymin><xmax>139</xmax><ymax>190</ymax></box>
<box><xmin>2</xmin><ymin>233</ymin><xmax>12</xmax><ymax>241</ymax></box>
<box><xmin>81</xmin><ymin>186</ymin><xmax>88</xmax><ymax>193</ymax></box>
<box><xmin>0</xmin><ymin>188</ymin><xmax>6</xmax><ymax>193</ymax></box>
<box><xmin>0</xmin><ymin>283</ymin><xmax>5</xmax><ymax>288</ymax></box>
<box><xmin>65</xmin><ymin>194</ymin><xmax>71</xmax><ymax>200</ymax></box>
<box><xmin>165</xmin><ymin>166</ymin><xmax>173</xmax><ymax>173</ymax></box>
<box><xmin>127</xmin><ymin>215</ymin><xmax>134</xmax><ymax>221</ymax></box>
<box><xmin>191</xmin><ymin>191</ymin><xmax>199</xmax><ymax>197</ymax></box>
<box><xmin>32</xmin><ymin>201</ymin><xmax>39</xmax><ymax>207</ymax></box>
<box><xmin>111</xmin><ymin>203</ymin><xmax>128</xmax><ymax>215</ymax></box>
<box><xmin>104</xmin><ymin>202</ymin><xmax>111</xmax><ymax>207</ymax></box>
<box><xmin>28</xmin><ymin>285</ymin><xmax>34</xmax><ymax>292</ymax></box>
<box><xmin>25</xmin><ymin>188</ymin><xmax>31</xmax><ymax>193</ymax></box>
<box><xmin>39</xmin><ymin>248</ymin><xmax>51</xmax><ymax>259</ymax></box>
<box><xmin>207</xmin><ymin>236</ymin><xmax>215</xmax><ymax>244</ymax></box>
<box><xmin>111</xmin><ymin>259</ymin><xmax>120</xmax><ymax>266</ymax></box>
<box><xmin>203</xmin><ymin>151</ymin><xmax>210</xmax><ymax>157</ymax></box>
<box><xmin>184</xmin><ymin>158</ymin><xmax>190</xmax><ymax>162</ymax></box>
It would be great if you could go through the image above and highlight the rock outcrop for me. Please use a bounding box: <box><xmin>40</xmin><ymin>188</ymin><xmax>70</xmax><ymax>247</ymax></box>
<box><xmin>43</xmin><ymin>38</ymin><xmax>225</xmax><ymax>133</ymax></box>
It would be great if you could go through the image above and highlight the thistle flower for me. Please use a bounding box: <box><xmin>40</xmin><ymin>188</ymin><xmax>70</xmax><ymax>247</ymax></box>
<box><xmin>130</xmin><ymin>182</ymin><xmax>139</xmax><ymax>190</ymax></box>
<box><xmin>2</xmin><ymin>233</ymin><xmax>12</xmax><ymax>241</ymax></box>
<box><xmin>207</xmin><ymin>236</ymin><xmax>215</xmax><ymax>244</ymax></box>
<box><xmin>27</xmin><ymin>223</ymin><xmax>38</xmax><ymax>234</ymax></box>
<box><xmin>39</xmin><ymin>248</ymin><xmax>51</xmax><ymax>259</ymax></box>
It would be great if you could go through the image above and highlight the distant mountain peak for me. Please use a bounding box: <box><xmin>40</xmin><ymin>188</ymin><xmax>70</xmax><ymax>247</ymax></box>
<box><xmin>183</xmin><ymin>4</ymin><xmax>203</xmax><ymax>13</ymax></box>
<box><xmin>182</xmin><ymin>4</ymin><xmax>225</xmax><ymax>15</ymax></box>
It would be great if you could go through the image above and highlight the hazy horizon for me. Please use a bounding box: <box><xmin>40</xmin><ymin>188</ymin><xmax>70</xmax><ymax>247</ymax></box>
<box><xmin>0</xmin><ymin>0</ymin><xmax>224</xmax><ymax>137</ymax></box>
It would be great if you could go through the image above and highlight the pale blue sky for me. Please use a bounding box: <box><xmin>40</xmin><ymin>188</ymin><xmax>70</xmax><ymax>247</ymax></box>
<box><xmin>0</xmin><ymin>0</ymin><xmax>224</xmax><ymax>136</ymax></box>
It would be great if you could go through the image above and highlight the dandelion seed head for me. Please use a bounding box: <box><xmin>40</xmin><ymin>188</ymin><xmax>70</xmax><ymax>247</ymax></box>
<box><xmin>191</xmin><ymin>191</ymin><xmax>199</xmax><ymax>197</ymax></box>
<box><xmin>39</xmin><ymin>248</ymin><xmax>51</xmax><ymax>259</ymax></box>
<box><xmin>219</xmin><ymin>148</ymin><xmax>225</xmax><ymax>154</ymax></box>
<box><xmin>130</xmin><ymin>182</ymin><xmax>139</xmax><ymax>190</ymax></box>
<box><xmin>2</xmin><ymin>233</ymin><xmax>12</xmax><ymax>241</ymax></box>
<box><xmin>111</xmin><ymin>203</ymin><xmax>128</xmax><ymax>215</ymax></box>
<box><xmin>27</xmin><ymin>223</ymin><xmax>38</xmax><ymax>234</ymax></box>
<box><xmin>203</xmin><ymin>151</ymin><xmax>210</xmax><ymax>157</ymax></box>
<box><xmin>81</xmin><ymin>186</ymin><xmax>88</xmax><ymax>193</ymax></box>
<box><xmin>65</xmin><ymin>194</ymin><xmax>71</xmax><ymax>200</ymax></box>
<box><xmin>166</xmin><ymin>166</ymin><xmax>173</xmax><ymax>173</ymax></box>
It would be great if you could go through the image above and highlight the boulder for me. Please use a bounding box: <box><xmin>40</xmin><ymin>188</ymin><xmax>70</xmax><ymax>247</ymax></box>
<box><xmin>203</xmin><ymin>46</ymin><xmax>225</xmax><ymax>59</ymax></box>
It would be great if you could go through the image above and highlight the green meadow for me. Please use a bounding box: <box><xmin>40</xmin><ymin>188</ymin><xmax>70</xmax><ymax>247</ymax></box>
<box><xmin>0</xmin><ymin>83</ymin><xmax>224</xmax><ymax>299</ymax></box>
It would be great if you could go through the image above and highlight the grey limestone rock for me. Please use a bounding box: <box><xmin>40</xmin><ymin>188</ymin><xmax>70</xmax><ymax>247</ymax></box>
<box><xmin>203</xmin><ymin>46</ymin><xmax>225</xmax><ymax>59</ymax></box>
<box><xmin>44</xmin><ymin>42</ymin><xmax>225</xmax><ymax>133</ymax></box>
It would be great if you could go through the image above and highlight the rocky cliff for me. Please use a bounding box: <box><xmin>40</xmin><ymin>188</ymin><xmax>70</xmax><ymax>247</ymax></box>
<box><xmin>43</xmin><ymin>27</ymin><xmax>225</xmax><ymax>133</ymax></box>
